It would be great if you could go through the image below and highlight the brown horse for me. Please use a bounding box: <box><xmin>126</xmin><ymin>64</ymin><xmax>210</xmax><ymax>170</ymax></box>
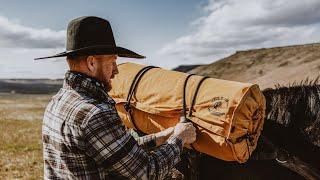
<box><xmin>176</xmin><ymin>80</ymin><xmax>320</xmax><ymax>180</ymax></box>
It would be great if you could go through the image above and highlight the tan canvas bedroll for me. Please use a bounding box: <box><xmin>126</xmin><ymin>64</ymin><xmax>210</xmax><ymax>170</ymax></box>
<box><xmin>109</xmin><ymin>62</ymin><xmax>266</xmax><ymax>163</ymax></box>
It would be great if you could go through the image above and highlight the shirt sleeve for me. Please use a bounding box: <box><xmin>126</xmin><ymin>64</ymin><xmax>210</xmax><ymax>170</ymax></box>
<box><xmin>129</xmin><ymin>129</ymin><xmax>157</xmax><ymax>150</ymax></box>
<box><xmin>82</xmin><ymin>107</ymin><xmax>183</xmax><ymax>180</ymax></box>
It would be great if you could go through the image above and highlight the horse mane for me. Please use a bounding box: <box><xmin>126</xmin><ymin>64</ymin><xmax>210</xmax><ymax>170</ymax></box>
<box><xmin>262</xmin><ymin>78</ymin><xmax>320</xmax><ymax>168</ymax></box>
<box><xmin>263</xmin><ymin>77</ymin><xmax>320</xmax><ymax>126</ymax></box>
<box><xmin>273</xmin><ymin>76</ymin><xmax>320</xmax><ymax>90</ymax></box>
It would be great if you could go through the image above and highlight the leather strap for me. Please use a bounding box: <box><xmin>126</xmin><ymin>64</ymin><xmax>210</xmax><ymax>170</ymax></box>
<box><xmin>124</xmin><ymin>66</ymin><xmax>158</xmax><ymax>132</ymax></box>
<box><xmin>181</xmin><ymin>74</ymin><xmax>209</xmax><ymax>180</ymax></box>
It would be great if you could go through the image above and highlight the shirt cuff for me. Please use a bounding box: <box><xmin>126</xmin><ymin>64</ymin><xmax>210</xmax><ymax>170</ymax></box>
<box><xmin>166</xmin><ymin>136</ymin><xmax>183</xmax><ymax>152</ymax></box>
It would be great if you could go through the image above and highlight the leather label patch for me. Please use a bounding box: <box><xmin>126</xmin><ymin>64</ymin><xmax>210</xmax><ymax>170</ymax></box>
<box><xmin>208</xmin><ymin>97</ymin><xmax>229</xmax><ymax>116</ymax></box>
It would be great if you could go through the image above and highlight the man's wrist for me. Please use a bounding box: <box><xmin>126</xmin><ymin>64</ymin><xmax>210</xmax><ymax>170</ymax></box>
<box><xmin>167</xmin><ymin>135</ymin><xmax>183</xmax><ymax>150</ymax></box>
<box><xmin>171</xmin><ymin>134</ymin><xmax>185</xmax><ymax>145</ymax></box>
<box><xmin>155</xmin><ymin>127</ymin><xmax>174</xmax><ymax>146</ymax></box>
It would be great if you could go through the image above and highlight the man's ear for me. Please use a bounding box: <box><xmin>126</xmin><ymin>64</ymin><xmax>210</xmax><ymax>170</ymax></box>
<box><xmin>86</xmin><ymin>56</ymin><xmax>96</xmax><ymax>73</ymax></box>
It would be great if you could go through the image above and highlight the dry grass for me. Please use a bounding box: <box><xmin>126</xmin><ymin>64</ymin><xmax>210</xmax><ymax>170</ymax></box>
<box><xmin>0</xmin><ymin>119</ymin><xmax>43</xmax><ymax>179</ymax></box>
<box><xmin>0</xmin><ymin>93</ymin><xmax>51</xmax><ymax>179</ymax></box>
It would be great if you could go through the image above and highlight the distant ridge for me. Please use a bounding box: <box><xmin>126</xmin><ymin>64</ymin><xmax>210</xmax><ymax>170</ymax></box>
<box><xmin>1</xmin><ymin>79</ymin><xmax>63</xmax><ymax>84</ymax></box>
<box><xmin>0</xmin><ymin>79</ymin><xmax>63</xmax><ymax>94</ymax></box>
<box><xmin>188</xmin><ymin>43</ymin><xmax>320</xmax><ymax>89</ymax></box>
<box><xmin>172</xmin><ymin>64</ymin><xmax>202</xmax><ymax>73</ymax></box>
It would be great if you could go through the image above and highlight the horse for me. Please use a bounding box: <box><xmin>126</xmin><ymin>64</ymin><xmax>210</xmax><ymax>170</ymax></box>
<box><xmin>176</xmin><ymin>80</ymin><xmax>320</xmax><ymax>180</ymax></box>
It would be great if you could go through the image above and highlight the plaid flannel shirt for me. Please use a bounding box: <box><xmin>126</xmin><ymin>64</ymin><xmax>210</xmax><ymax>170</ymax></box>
<box><xmin>42</xmin><ymin>71</ymin><xmax>183</xmax><ymax>179</ymax></box>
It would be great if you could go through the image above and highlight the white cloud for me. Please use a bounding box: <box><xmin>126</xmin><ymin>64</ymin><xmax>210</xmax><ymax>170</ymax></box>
<box><xmin>0</xmin><ymin>47</ymin><xmax>67</xmax><ymax>79</ymax></box>
<box><xmin>0</xmin><ymin>16</ymin><xmax>65</xmax><ymax>48</ymax></box>
<box><xmin>0</xmin><ymin>16</ymin><xmax>66</xmax><ymax>78</ymax></box>
<box><xmin>159</xmin><ymin>0</ymin><xmax>320</xmax><ymax>67</ymax></box>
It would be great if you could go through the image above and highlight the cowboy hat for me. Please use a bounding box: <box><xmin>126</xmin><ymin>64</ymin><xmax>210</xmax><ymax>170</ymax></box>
<box><xmin>34</xmin><ymin>16</ymin><xmax>145</xmax><ymax>60</ymax></box>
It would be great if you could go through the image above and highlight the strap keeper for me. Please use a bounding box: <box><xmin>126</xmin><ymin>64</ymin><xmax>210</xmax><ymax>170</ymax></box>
<box><xmin>124</xmin><ymin>102</ymin><xmax>131</xmax><ymax>113</ymax></box>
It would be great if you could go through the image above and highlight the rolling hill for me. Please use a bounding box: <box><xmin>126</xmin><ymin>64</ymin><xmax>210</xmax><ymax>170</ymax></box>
<box><xmin>182</xmin><ymin>43</ymin><xmax>320</xmax><ymax>89</ymax></box>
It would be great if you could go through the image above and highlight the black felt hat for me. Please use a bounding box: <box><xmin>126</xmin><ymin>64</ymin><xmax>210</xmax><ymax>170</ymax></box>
<box><xmin>34</xmin><ymin>16</ymin><xmax>145</xmax><ymax>60</ymax></box>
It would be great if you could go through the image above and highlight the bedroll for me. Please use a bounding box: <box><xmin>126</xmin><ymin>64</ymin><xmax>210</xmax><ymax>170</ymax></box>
<box><xmin>109</xmin><ymin>62</ymin><xmax>266</xmax><ymax>163</ymax></box>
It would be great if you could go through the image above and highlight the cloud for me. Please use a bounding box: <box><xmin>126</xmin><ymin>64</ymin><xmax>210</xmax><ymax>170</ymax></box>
<box><xmin>0</xmin><ymin>16</ymin><xmax>67</xmax><ymax>78</ymax></box>
<box><xmin>159</xmin><ymin>0</ymin><xmax>320</xmax><ymax>66</ymax></box>
<box><xmin>0</xmin><ymin>47</ymin><xmax>67</xmax><ymax>79</ymax></box>
<box><xmin>247</xmin><ymin>0</ymin><xmax>320</xmax><ymax>27</ymax></box>
<box><xmin>0</xmin><ymin>16</ymin><xmax>65</xmax><ymax>49</ymax></box>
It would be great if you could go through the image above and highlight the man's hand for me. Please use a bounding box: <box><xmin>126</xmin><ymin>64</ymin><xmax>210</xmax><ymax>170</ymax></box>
<box><xmin>172</xmin><ymin>122</ymin><xmax>196</xmax><ymax>145</ymax></box>
<box><xmin>155</xmin><ymin>127</ymin><xmax>174</xmax><ymax>146</ymax></box>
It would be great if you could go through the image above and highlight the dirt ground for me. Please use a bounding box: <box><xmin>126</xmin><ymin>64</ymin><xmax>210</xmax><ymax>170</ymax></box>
<box><xmin>0</xmin><ymin>93</ymin><xmax>51</xmax><ymax>179</ymax></box>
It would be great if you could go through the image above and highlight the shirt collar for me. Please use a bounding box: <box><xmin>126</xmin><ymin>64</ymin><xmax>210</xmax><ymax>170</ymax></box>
<box><xmin>63</xmin><ymin>71</ymin><xmax>115</xmax><ymax>105</ymax></box>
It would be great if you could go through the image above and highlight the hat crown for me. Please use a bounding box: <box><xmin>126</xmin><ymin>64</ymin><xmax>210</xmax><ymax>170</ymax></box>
<box><xmin>66</xmin><ymin>16</ymin><xmax>116</xmax><ymax>51</ymax></box>
<box><xmin>34</xmin><ymin>16</ymin><xmax>145</xmax><ymax>60</ymax></box>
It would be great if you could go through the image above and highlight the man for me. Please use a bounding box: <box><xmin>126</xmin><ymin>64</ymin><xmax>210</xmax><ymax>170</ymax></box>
<box><xmin>36</xmin><ymin>16</ymin><xmax>196</xmax><ymax>179</ymax></box>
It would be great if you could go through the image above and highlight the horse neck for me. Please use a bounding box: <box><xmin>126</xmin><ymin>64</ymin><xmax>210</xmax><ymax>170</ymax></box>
<box><xmin>263</xmin><ymin>85</ymin><xmax>320</xmax><ymax>127</ymax></box>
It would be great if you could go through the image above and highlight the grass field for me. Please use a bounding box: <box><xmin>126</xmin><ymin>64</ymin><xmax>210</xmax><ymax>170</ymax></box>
<box><xmin>0</xmin><ymin>93</ymin><xmax>51</xmax><ymax>179</ymax></box>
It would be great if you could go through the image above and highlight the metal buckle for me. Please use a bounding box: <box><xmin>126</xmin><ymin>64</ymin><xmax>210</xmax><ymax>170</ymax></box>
<box><xmin>276</xmin><ymin>149</ymin><xmax>290</xmax><ymax>164</ymax></box>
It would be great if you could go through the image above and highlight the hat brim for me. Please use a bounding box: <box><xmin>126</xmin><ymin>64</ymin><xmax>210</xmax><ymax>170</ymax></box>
<box><xmin>34</xmin><ymin>45</ymin><xmax>145</xmax><ymax>60</ymax></box>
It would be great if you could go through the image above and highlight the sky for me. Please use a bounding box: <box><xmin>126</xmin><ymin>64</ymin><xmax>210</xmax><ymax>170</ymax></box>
<box><xmin>0</xmin><ymin>0</ymin><xmax>319</xmax><ymax>79</ymax></box>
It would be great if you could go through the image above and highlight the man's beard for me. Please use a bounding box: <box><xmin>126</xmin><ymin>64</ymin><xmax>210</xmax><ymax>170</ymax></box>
<box><xmin>95</xmin><ymin>68</ymin><xmax>113</xmax><ymax>92</ymax></box>
<box><xmin>104</xmin><ymin>81</ymin><xmax>112</xmax><ymax>92</ymax></box>
<box><xmin>104</xmin><ymin>74</ymin><xmax>115</xmax><ymax>92</ymax></box>
<box><xmin>98</xmin><ymin>77</ymin><xmax>112</xmax><ymax>92</ymax></box>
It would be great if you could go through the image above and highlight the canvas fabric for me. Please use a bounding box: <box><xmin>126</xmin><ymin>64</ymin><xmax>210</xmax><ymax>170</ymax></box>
<box><xmin>109</xmin><ymin>63</ymin><xmax>266</xmax><ymax>163</ymax></box>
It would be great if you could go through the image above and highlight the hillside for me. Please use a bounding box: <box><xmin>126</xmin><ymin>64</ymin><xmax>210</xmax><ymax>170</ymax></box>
<box><xmin>188</xmin><ymin>43</ymin><xmax>320</xmax><ymax>89</ymax></box>
<box><xmin>0</xmin><ymin>79</ymin><xmax>63</xmax><ymax>94</ymax></box>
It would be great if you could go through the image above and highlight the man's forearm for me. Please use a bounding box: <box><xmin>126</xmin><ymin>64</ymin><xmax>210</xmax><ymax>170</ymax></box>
<box><xmin>130</xmin><ymin>127</ymin><xmax>174</xmax><ymax>149</ymax></box>
<box><xmin>154</xmin><ymin>127</ymin><xmax>174</xmax><ymax>146</ymax></box>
